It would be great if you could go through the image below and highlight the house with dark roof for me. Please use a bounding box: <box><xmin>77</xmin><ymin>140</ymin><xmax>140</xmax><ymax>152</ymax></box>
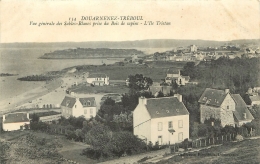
<box><xmin>232</xmin><ymin>94</ymin><xmax>254</xmax><ymax>126</ymax></box>
<box><xmin>165</xmin><ymin>69</ymin><xmax>190</xmax><ymax>86</ymax></box>
<box><xmin>133</xmin><ymin>94</ymin><xmax>189</xmax><ymax>145</ymax></box>
<box><xmin>2</xmin><ymin>112</ymin><xmax>30</xmax><ymax>131</ymax></box>
<box><xmin>86</xmin><ymin>73</ymin><xmax>109</xmax><ymax>86</ymax></box>
<box><xmin>199</xmin><ymin>88</ymin><xmax>254</xmax><ymax>127</ymax></box>
<box><xmin>60</xmin><ymin>96</ymin><xmax>96</xmax><ymax>119</ymax></box>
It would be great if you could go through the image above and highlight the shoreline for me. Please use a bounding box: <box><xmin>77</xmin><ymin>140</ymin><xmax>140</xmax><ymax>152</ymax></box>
<box><xmin>0</xmin><ymin>78</ymin><xmax>63</xmax><ymax>114</ymax></box>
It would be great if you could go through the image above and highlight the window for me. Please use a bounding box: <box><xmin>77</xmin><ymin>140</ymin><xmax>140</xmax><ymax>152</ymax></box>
<box><xmin>158</xmin><ymin>122</ymin><xmax>163</xmax><ymax>131</ymax></box>
<box><xmin>227</xmin><ymin>105</ymin><xmax>229</xmax><ymax>109</ymax></box>
<box><xmin>168</xmin><ymin>121</ymin><xmax>173</xmax><ymax>129</ymax></box>
<box><xmin>178</xmin><ymin>120</ymin><xmax>183</xmax><ymax>128</ymax></box>
<box><xmin>178</xmin><ymin>132</ymin><xmax>183</xmax><ymax>141</ymax></box>
<box><xmin>87</xmin><ymin>101</ymin><xmax>91</xmax><ymax>106</ymax></box>
<box><xmin>158</xmin><ymin>136</ymin><xmax>163</xmax><ymax>145</ymax></box>
<box><xmin>90</xmin><ymin>108</ymin><xmax>93</xmax><ymax>114</ymax></box>
<box><xmin>84</xmin><ymin>109</ymin><xmax>87</xmax><ymax>114</ymax></box>
<box><xmin>75</xmin><ymin>105</ymin><xmax>77</xmax><ymax>108</ymax></box>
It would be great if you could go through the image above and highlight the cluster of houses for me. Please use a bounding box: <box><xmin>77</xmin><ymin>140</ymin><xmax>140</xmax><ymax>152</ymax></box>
<box><xmin>133</xmin><ymin>88</ymin><xmax>254</xmax><ymax>145</ymax></box>
<box><xmin>1</xmin><ymin>64</ymin><xmax>258</xmax><ymax>147</ymax></box>
<box><xmin>144</xmin><ymin>44</ymin><xmax>260</xmax><ymax>63</ymax></box>
<box><xmin>1</xmin><ymin>87</ymin><xmax>257</xmax><ymax>146</ymax></box>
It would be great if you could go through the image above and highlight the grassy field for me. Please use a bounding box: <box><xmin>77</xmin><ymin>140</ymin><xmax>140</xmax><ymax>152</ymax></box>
<box><xmin>154</xmin><ymin>138</ymin><xmax>260</xmax><ymax>164</ymax></box>
<box><xmin>68</xmin><ymin>62</ymin><xmax>187</xmax><ymax>82</ymax></box>
<box><xmin>0</xmin><ymin>131</ymin><xmax>96</xmax><ymax>164</ymax></box>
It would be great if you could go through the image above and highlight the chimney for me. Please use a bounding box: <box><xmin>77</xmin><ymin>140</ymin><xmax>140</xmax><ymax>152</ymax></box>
<box><xmin>243</xmin><ymin>113</ymin><xmax>247</xmax><ymax>119</ymax></box>
<box><xmin>225</xmin><ymin>89</ymin><xmax>230</xmax><ymax>94</ymax></box>
<box><xmin>3</xmin><ymin>115</ymin><xmax>5</xmax><ymax>122</ymax></box>
<box><xmin>174</xmin><ymin>94</ymin><xmax>182</xmax><ymax>102</ymax></box>
<box><xmin>139</xmin><ymin>96</ymin><xmax>147</xmax><ymax>105</ymax></box>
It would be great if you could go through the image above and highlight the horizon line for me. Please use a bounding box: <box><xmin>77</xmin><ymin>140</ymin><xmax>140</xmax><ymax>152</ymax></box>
<box><xmin>1</xmin><ymin>38</ymin><xmax>260</xmax><ymax>44</ymax></box>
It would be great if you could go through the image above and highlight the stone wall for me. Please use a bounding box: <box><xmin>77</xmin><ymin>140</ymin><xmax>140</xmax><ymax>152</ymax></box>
<box><xmin>200</xmin><ymin>104</ymin><xmax>221</xmax><ymax>123</ymax></box>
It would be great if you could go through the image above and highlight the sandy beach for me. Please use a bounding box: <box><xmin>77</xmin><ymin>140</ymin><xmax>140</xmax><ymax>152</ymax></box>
<box><xmin>0</xmin><ymin>74</ymin><xmax>105</xmax><ymax>115</ymax></box>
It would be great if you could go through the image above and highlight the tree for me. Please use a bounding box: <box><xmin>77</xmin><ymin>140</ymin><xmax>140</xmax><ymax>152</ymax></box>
<box><xmin>111</xmin><ymin>131</ymin><xmax>146</xmax><ymax>156</ymax></box>
<box><xmin>85</xmin><ymin>124</ymin><xmax>112</xmax><ymax>157</ymax></box>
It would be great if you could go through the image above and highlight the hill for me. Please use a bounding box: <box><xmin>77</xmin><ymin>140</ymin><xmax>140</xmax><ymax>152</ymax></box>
<box><xmin>39</xmin><ymin>48</ymin><xmax>144</xmax><ymax>59</ymax></box>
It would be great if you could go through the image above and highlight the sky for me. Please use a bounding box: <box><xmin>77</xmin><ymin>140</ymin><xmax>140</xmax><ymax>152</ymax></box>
<box><xmin>0</xmin><ymin>0</ymin><xmax>259</xmax><ymax>43</ymax></box>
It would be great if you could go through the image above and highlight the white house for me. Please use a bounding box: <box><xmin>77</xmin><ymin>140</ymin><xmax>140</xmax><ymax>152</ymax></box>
<box><xmin>86</xmin><ymin>73</ymin><xmax>109</xmax><ymax>86</ymax></box>
<box><xmin>2</xmin><ymin>112</ymin><xmax>30</xmax><ymax>131</ymax></box>
<box><xmin>165</xmin><ymin>69</ymin><xmax>190</xmax><ymax>86</ymax></box>
<box><xmin>133</xmin><ymin>95</ymin><xmax>189</xmax><ymax>145</ymax></box>
<box><xmin>60</xmin><ymin>96</ymin><xmax>97</xmax><ymax>119</ymax></box>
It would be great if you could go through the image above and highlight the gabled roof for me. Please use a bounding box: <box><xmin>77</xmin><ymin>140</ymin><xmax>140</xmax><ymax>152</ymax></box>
<box><xmin>61</xmin><ymin>96</ymin><xmax>77</xmax><ymax>108</ymax></box>
<box><xmin>79</xmin><ymin>97</ymin><xmax>96</xmax><ymax>107</ymax></box>
<box><xmin>198</xmin><ymin>88</ymin><xmax>228</xmax><ymax>107</ymax></box>
<box><xmin>232</xmin><ymin>94</ymin><xmax>254</xmax><ymax>121</ymax></box>
<box><xmin>60</xmin><ymin>96</ymin><xmax>96</xmax><ymax>108</ymax></box>
<box><xmin>88</xmin><ymin>73</ymin><xmax>107</xmax><ymax>78</ymax></box>
<box><xmin>249</xmin><ymin>95</ymin><xmax>260</xmax><ymax>102</ymax></box>
<box><xmin>182</xmin><ymin>76</ymin><xmax>190</xmax><ymax>81</ymax></box>
<box><xmin>146</xmin><ymin>97</ymin><xmax>189</xmax><ymax>118</ymax></box>
<box><xmin>4</xmin><ymin>112</ymin><xmax>29</xmax><ymax>123</ymax></box>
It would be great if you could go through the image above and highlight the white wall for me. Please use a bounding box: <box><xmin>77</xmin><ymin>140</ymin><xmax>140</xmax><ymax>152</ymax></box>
<box><xmin>3</xmin><ymin>121</ymin><xmax>30</xmax><ymax>131</ymax></box>
<box><xmin>133</xmin><ymin>98</ymin><xmax>151</xmax><ymax>142</ymax></box>
<box><xmin>150</xmin><ymin>115</ymin><xmax>189</xmax><ymax>145</ymax></box>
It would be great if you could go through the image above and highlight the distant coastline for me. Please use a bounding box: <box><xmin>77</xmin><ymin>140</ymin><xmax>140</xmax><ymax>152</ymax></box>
<box><xmin>39</xmin><ymin>48</ymin><xmax>144</xmax><ymax>59</ymax></box>
<box><xmin>0</xmin><ymin>73</ymin><xmax>18</xmax><ymax>77</ymax></box>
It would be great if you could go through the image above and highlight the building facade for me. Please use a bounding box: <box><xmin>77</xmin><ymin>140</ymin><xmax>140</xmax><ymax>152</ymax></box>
<box><xmin>133</xmin><ymin>95</ymin><xmax>189</xmax><ymax>145</ymax></box>
<box><xmin>86</xmin><ymin>73</ymin><xmax>109</xmax><ymax>86</ymax></box>
<box><xmin>199</xmin><ymin>88</ymin><xmax>254</xmax><ymax>127</ymax></box>
<box><xmin>2</xmin><ymin>112</ymin><xmax>30</xmax><ymax>131</ymax></box>
<box><xmin>61</xmin><ymin>96</ymin><xmax>96</xmax><ymax>119</ymax></box>
<box><xmin>165</xmin><ymin>69</ymin><xmax>190</xmax><ymax>86</ymax></box>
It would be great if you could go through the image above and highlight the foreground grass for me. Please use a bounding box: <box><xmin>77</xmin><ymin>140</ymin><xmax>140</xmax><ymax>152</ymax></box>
<box><xmin>0</xmin><ymin>131</ymin><xmax>96</xmax><ymax>164</ymax></box>
<box><xmin>153</xmin><ymin>139</ymin><xmax>260</xmax><ymax>164</ymax></box>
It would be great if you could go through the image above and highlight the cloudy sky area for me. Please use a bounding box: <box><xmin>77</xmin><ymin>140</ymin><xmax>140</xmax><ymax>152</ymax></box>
<box><xmin>1</xmin><ymin>0</ymin><xmax>259</xmax><ymax>43</ymax></box>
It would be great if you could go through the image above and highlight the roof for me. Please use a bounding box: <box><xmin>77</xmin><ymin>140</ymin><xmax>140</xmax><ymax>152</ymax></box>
<box><xmin>198</xmin><ymin>88</ymin><xmax>228</xmax><ymax>107</ymax></box>
<box><xmin>4</xmin><ymin>112</ymin><xmax>29</xmax><ymax>123</ymax></box>
<box><xmin>79</xmin><ymin>97</ymin><xmax>96</xmax><ymax>107</ymax></box>
<box><xmin>61</xmin><ymin>96</ymin><xmax>77</xmax><ymax>108</ymax></box>
<box><xmin>232</xmin><ymin>94</ymin><xmax>254</xmax><ymax>121</ymax></box>
<box><xmin>145</xmin><ymin>97</ymin><xmax>189</xmax><ymax>118</ymax></box>
<box><xmin>61</xmin><ymin>96</ymin><xmax>96</xmax><ymax>108</ymax></box>
<box><xmin>249</xmin><ymin>95</ymin><xmax>260</xmax><ymax>102</ymax></box>
<box><xmin>88</xmin><ymin>73</ymin><xmax>107</xmax><ymax>78</ymax></box>
<box><xmin>182</xmin><ymin>76</ymin><xmax>190</xmax><ymax>81</ymax></box>
<box><xmin>149</xmin><ymin>86</ymin><xmax>172</xmax><ymax>95</ymax></box>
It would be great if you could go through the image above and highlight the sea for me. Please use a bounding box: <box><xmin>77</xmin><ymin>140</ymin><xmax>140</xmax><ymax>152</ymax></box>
<box><xmin>0</xmin><ymin>47</ymin><xmax>172</xmax><ymax>101</ymax></box>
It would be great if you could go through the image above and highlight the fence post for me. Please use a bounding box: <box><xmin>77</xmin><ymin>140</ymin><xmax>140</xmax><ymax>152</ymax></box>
<box><xmin>226</xmin><ymin>135</ymin><xmax>227</xmax><ymax>141</ymax></box>
<box><xmin>196</xmin><ymin>140</ymin><xmax>197</xmax><ymax>148</ymax></box>
<box><xmin>200</xmin><ymin>140</ymin><xmax>201</xmax><ymax>147</ymax></box>
<box><xmin>229</xmin><ymin>134</ymin><xmax>231</xmax><ymax>141</ymax></box>
<box><xmin>222</xmin><ymin>135</ymin><xmax>223</xmax><ymax>143</ymax></box>
<box><xmin>205</xmin><ymin>139</ymin><xmax>206</xmax><ymax>147</ymax></box>
<box><xmin>213</xmin><ymin>138</ymin><xmax>214</xmax><ymax>145</ymax></box>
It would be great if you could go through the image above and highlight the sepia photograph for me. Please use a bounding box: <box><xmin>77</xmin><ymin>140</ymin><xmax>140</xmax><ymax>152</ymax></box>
<box><xmin>0</xmin><ymin>0</ymin><xmax>259</xmax><ymax>163</ymax></box>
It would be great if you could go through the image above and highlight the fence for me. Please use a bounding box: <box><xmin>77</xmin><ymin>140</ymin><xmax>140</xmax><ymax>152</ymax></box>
<box><xmin>169</xmin><ymin>133</ymin><xmax>236</xmax><ymax>153</ymax></box>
